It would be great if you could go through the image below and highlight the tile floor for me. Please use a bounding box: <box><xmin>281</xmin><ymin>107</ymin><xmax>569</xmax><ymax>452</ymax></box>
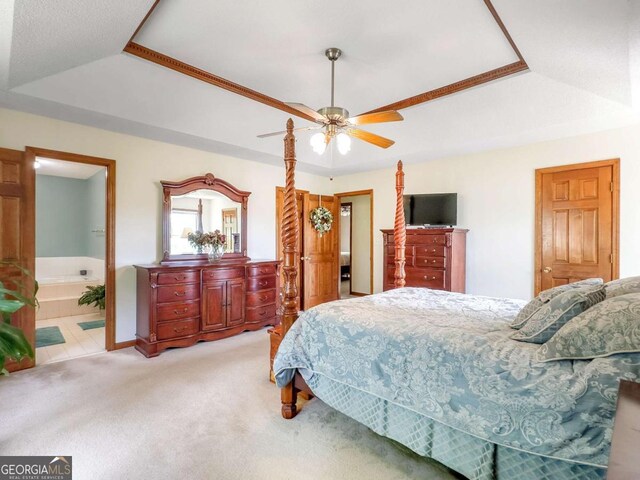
<box><xmin>36</xmin><ymin>313</ymin><xmax>105</xmax><ymax>365</ymax></box>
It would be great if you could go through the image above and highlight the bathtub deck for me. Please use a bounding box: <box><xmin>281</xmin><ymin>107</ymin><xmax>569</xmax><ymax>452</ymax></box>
<box><xmin>36</xmin><ymin>313</ymin><xmax>105</xmax><ymax>365</ymax></box>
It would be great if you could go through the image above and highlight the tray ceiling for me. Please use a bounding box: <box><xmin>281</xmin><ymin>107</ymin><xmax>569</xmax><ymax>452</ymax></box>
<box><xmin>1</xmin><ymin>0</ymin><xmax>639</xmax><ymax>176</ymax></box>
<box><xmin>135</xmin><ymin>0</ymin><xmax>520</xmax><ymax>115</ymax></box>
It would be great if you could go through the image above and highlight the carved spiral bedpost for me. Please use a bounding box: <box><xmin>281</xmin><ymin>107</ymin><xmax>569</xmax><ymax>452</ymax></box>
<box><xmin>394</xmin><ymin>161</ymin><xmax>407</xmax><ymax>288</ymax></box>
<box><xmin>280</xmin><ymin>118</ymin><xmax>301</xmax><ymax>419</ymax></box>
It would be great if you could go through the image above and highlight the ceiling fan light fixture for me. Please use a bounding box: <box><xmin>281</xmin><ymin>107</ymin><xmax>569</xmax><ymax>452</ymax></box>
<box><xmin>336</xmin><ymin>132</ymin><xmax>351</xmax><ymax>155</ymax></box>
<box><xmin>310</xmin><ymin>132</ymin><xmax>327</xmax><ymax>155</ymax></box>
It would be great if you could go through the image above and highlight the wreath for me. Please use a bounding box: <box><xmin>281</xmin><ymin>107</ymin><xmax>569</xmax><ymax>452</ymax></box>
<box><xmin>310</xmin><ymin>206</ymin><xmax>333</xmax><ymax>236</ymax></box>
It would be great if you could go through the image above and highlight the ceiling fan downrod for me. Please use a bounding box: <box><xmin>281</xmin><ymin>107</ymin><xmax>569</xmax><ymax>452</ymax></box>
<box><xmin>325</xmin><ymin>48</ymin><xmax>342</xmax><ymax>108</ymax></box>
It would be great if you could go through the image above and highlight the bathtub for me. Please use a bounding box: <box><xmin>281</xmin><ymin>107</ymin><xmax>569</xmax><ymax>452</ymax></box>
<box><xmin>36</xmin><ymin>257</ymin><xmax>104</xmax><ymax>320</ymax></box>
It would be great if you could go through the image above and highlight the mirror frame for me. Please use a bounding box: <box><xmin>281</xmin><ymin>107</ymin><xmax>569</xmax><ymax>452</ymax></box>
<box><xmin>161</xmin><ymin>173</ymin><xmax>250</xmax><ymax>263</ymax></box>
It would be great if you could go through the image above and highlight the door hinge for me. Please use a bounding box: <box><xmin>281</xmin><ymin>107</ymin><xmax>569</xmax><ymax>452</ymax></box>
<box><xmin>609</xmin><ymin>253</ymin><xmax>614</xmax><ymax>264</ymax></box>
<box><xmin>610</xmin><ymin>182</ymin><xmax>614</xmax><ymax>193</ymax></box>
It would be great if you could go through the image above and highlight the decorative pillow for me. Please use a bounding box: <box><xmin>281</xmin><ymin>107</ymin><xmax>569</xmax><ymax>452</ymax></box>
<box><xmin>510</xmin><ymin>278</ymin><xmax>604</xmax><ymax>329</ymax></box>
<box><xmin>511</xmin><ymin>285</ymin><xmax>606</xmax><ymax>344</ymax></box>
<box><xmin>536</xmin><ymin>292</ymin><xmax>640</xmax><ymax>362</ymax></box>
<box><xmin>605</xmin><ymin>276</ymin><xmax>640</xmax><ymax>299</ymax></box>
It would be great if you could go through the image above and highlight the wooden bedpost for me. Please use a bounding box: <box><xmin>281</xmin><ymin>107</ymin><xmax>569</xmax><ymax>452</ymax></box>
<box><xmin>394</xmin><ymin>160</ymin><xmax>406</xmax><ymax>288</ymax></box>
<box><xmin>280</xmin><ymin>118</ymin><xmax>301</xmax><ymax>419</ymax></box>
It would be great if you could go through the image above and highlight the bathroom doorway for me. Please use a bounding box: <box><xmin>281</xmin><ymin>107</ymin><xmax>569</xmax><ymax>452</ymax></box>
<box><xmin>27</xmin><ymin>148</ymin><xmax>115</xmax><ymax>365</ymax></box>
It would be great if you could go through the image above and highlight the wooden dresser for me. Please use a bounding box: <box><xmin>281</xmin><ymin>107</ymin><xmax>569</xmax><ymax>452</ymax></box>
<box><xmin>382</xmin><ymin>228</ymin><xmax>468</xmax><ymax>292</ymax></box>
<box><xmin>134</xmin><ymin>259</ymin><xmax>280</xmax><ymax>357</ymax></box>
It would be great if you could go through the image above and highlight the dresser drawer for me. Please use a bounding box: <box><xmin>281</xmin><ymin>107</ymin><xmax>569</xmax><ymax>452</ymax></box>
<box><xmin>414</xmin><ymin>257</ymin><xmax>446</xmax><ymax>269</ymax></box>
<box><xmin>246</xmin><ymin>289</ymin><xmax>276</xmax><ymax>307</ymax></box>
<box><xmin>157</xmin><ymin>300</ymin><xmax>200</xmax><ymax>322</ymax></box>
<box><xmin>409</xmin><ymin>234</ymin><xmax>448</xmax><ymax>246</ymax></box>
<box><xmin>202</xmin><ymin>267</ymin><xmax>245</xmax><ymax>282</ymax></box>
<box><xmin>156</xmin><ymin>317</ymin><xmax>199</xmax><ymax>340</ymax></box>
<box><xmin>415</xmin><ymin>245</ymin><xmax>446</xmax><ymax>257</ymax></box>
<box><xmin>157</xmin><ymin>283</ymin><xmax>200</xmax><ymax>303</ymax></box>
<box><xmin>387</xmin><ymin>254</ymin><xmax>416</xmax><ymax>266</ymax></box>
<box><xmin>247</xmin><ymin>276</ymin><xmax>276</xmax><ymax>292</ymax></box>
<box><xmin>248</xmin><ymin>264</ymin><xmax>276</xmax><ymax>277</ymax></box>
<box><xmin>406</xmin><ymin>268</ymin><xmax>446</xmax><ymax>290</ymax></box>
<box><xmin>386</xmin><ymin>244</ymin><xmax>415</xmax><ymax>256</ymax></box>
<box><xmin>246</xmin><ymin>304</ymin><xmax>277</xmax><ymax>323</ymax></box>
<box><xmin>157</xmin><ymin>270</ymin><xmax>199</xmax><ymax>285</ymax></box>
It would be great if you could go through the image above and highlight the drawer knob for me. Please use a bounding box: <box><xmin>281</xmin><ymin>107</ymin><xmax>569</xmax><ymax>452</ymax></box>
<box><xmin>424</xmin><ymin>276</ymin><xmax>437</xmax><ymax>280</ymax></box>
<box><xmin>259</xmin><ymin>281</ymin><xmax>268</xmax><ymax>287</ymax></box>
<box><xmin>174</xmin><ymin>308</ymin><xmax>188</xmax><ymax>315</ymax></box>
<box><xmin>174</xmin><ymin>326</ymin><xmax>188</xmax><ymax>333</ymax></box>
<box><xmin>259</xmin><ymin>295</ymin><xmax>268</xmax><ymax>301</ymax></box>
<box><xmin>174</xmin><ymin>291</ymin><xmax>186</xmax><ymax>297</ymax></box>
<box><xmin>259</xmin><ymin>310</ymin><xmax>267</xmax><ymax>316</ymax></box>
<box><xmin>174</xmin><ymin>276</ymin><xmax>185</xmax><ymax>281</ymax></box>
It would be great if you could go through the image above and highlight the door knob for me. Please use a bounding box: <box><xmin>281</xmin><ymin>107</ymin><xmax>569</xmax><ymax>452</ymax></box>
<box><xmin>543</xmin><ymin>267</ymin><xmax>552</xmax><ymax>273</ymax></box>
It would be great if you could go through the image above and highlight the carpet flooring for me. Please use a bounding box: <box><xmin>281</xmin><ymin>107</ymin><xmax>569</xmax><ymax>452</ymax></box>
<box><xmin>0</xmin><ymin>329</ymin><xmax>458</xmax><ymax>480</ymax></box>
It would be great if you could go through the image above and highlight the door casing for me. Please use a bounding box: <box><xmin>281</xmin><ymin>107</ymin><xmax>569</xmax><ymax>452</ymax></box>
<box><xmin>534</xmin><ymin>159</ymin><xmax>620</xmax><ymax>295</ymax></box>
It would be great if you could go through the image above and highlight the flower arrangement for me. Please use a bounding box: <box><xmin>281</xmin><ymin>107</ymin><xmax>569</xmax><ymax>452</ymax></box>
<box><xmin>188</xmin><ymin>230</ymin><xmax>226</xmax><ymax>261</ymax></box>
<box><xmin>187</xmin><ymin>230</ymin><xmax>226</xmax><ymax>249</ymax></box>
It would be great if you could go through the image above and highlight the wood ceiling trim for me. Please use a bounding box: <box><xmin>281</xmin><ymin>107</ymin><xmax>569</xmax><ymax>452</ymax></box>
<box><xmin>124</xmin><ymin>0</ymin><xmax>528</xmax><ymax>120</ymax></box>
<box><xmin>361</xmin><ymin>60</ymin><xmax>528</xmax><ymax>115</ymax></box>
<box><xmin>123</xmin><ymin>42</ymin><xmax>316</xmax><ymax>122</ymax></box>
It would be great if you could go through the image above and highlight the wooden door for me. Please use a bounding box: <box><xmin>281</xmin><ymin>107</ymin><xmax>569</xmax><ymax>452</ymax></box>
<box><xmin>0</xmin><ymin>148</ymin><xmax>35</xmax><ymax>372</ymax></box>
<box><xmin>536</xmin><ymin>160</ymin><xmax>619</xmax><ymax>294</ymax></box>
<box><xmin>226</xmin><ymin>278</ymin><xmax>245</xmax><ymax>327</ymax></box>
<box><xmin>201</xmin><ymin>281</ymin><xmax>226</xmax><ymax>330</ymax></box>
<box><xmin>303</xmin><ymin>194</ymin><xmax>339</xmax><ymax>309</ymax></box>
<box><xmin>275</xmin><ymin>187</ymin><xmax>305</xmax><ymax>309</ymax></box>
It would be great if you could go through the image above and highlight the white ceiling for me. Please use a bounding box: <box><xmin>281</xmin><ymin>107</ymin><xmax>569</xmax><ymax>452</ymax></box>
<box><xmin>35</xmin><ymin>157</ymin><xmax>104</xmax><ymax>179</ymax></box>
<box><xmin>1</xmin><ymin>0</ymin><xmax>640</xmax><ymax>176</ymax></box>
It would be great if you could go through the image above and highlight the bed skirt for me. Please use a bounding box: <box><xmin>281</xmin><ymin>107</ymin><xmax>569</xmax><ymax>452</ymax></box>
<box><xmin>304</xmin><ymin>372</ymin><xmax>606</xmax><ymax>480</ymax></box>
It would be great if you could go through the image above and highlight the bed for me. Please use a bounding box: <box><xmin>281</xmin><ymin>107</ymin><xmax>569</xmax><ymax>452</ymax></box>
<box><xmin>273</xmin><ymin>119</ymin><xmax>634</xmax><ymax>480</ymax></box>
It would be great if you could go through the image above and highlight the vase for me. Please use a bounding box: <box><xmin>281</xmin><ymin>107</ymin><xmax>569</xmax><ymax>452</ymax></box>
<box><xmin>208</xmin><ymin>244</ymin><xmax>223</xmax><ymax>262</ymax></box>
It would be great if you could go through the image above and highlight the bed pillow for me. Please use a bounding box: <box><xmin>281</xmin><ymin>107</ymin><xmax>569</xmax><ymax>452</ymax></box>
<box><xmin>605</xmin><ymin>276</ymin><xmax>640</xmax><ymax>299</ymax></box>
<box><xmin>511</xmin><ymin>284</ymin><xmax>606</xmax><ymax>344</ymax></box>
<box><xmin>510</xmin><ymin>278</ymin><xmax>604</xmax><ymax>329</ymax></box>
<box><xmin>536</xmin><ymin>292</ymin><xmax>640</xmax><ymax>362</ymax></box>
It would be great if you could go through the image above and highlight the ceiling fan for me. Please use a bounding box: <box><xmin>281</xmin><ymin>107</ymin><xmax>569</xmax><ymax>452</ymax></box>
<box><xmin>258</xmin><ymin>48</ymin><xmax>404</xmax><ymax>155</ymax></box>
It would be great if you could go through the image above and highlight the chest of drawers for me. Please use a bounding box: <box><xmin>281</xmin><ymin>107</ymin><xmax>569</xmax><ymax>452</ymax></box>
<box><xmin>382</xmin><ymin>228</ymin><xmax>468</xmax><ymax>293</ymax></box>
<box><xmin>134</xmin><ymin>260</ymin><xmax>280</xmax><ymax>357</ymax></box>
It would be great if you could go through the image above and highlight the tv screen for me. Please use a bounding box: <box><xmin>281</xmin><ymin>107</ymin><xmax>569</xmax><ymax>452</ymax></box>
<box><xmin>403</xmin><ymin>193</ymin><xmax>457</xmax><ymax>226</ymax></box>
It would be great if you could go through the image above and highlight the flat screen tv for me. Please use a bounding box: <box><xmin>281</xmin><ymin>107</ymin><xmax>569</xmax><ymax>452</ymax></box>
<box><xmin>403</xmin><ymin>193</ymin><xmax>457</xmax><ymax>226</ymax></box>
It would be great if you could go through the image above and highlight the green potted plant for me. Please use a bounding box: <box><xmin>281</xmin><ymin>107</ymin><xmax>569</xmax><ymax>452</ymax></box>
<box><xmin>0</xmin><ymin>263</ymin><xmax>36</xmax><ymax>375</ymax></box>
<box><xmin>187</xmin><ymin>230</ymin><xmax>227</xmax><ymax>262</ymax></box>
<box><xmin>78</xmin><ymin>284</ymin><xmax>106</xmax><ymax>310</ymax></box>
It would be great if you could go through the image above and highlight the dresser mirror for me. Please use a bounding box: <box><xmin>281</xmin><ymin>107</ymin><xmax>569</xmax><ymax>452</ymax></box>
<box><xmin>161</xmin><ymin>173</ymin><xmax>250</xmax><ymax>263</ymax></box>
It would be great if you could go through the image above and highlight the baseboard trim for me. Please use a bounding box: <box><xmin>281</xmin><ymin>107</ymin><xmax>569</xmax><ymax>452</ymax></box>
<box><xmin>114</xmin><ymin>340</ymin><xmax>136</xmax><ymax>350</ymax></box>
<box><xmin>350</xmin><ymin>291</ymin><xmax>369</xmax><ymax>297</ymax></box>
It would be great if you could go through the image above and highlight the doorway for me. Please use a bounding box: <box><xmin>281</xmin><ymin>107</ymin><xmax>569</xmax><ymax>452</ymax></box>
<box><xmin>336</xmin><ymin>190</ymin><xmax>373</xmax><ymax>298</ymax></box>
<box><xmin>535</xmin><ymin>159</ymin><xmax>619</xmax><ymax>295</ymax></box>
<box><xmin>26</xmin><ymin>148</ymin><xmax>116</xmax><ymax>364</ymax></box>
<box><xmin>339</xmin><ymin>202</ymin><xmax>353</xmax><ymax>298</ymax></box>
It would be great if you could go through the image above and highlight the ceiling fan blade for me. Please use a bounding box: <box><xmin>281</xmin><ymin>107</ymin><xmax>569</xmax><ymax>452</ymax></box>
<box><xmin>285</xmin><ymin>103</ymin><xmax>328</xmax><ymax>123</ymax></box>
<box><xmin>346</xmin><ymin>128</ymin><xmax>395</xmax><ymax>149</ymax></box>
<box><xmin>347</xmin><ymin>110</ymin><xmax>404</xmax><ymax>126</ymax></box>
<box><xmin>257</xmin><ymin>125</ymin><xmax>322</xmax><ymax>138</ymax></box>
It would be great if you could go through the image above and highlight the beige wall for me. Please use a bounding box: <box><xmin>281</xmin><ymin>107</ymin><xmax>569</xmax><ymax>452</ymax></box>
<box><xmin>339</xmin><ymin>194</ymin><xmax>371</xmax><ymax>294</ymax></box>
<box><xmin>332</xmin><ymin>122</ymin><xmax>640</xmax><ymax>300</ymax></box>
<box><xmin>0</xmin><ymin>108</ymin><xmax>332</xmax><ymax>342</ymax></box>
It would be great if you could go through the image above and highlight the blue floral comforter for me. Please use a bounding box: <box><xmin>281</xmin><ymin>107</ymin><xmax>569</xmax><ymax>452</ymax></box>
<box><xmin>274</xmin><ymin>288</ymin><xmax>640</xmax><ymax>467</ymax></box>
